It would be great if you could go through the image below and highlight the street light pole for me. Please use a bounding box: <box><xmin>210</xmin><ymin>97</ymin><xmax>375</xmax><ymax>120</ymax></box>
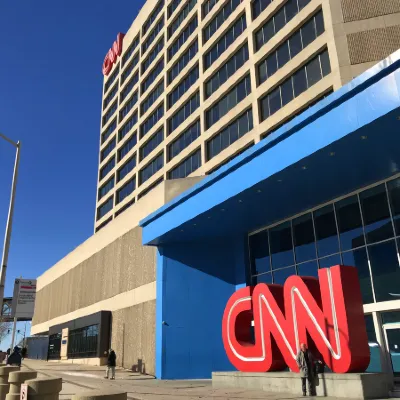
<box><xmin>0</xmin><ymin>133</ymin><xmax>21</xmax><ymax>318</ymax></box>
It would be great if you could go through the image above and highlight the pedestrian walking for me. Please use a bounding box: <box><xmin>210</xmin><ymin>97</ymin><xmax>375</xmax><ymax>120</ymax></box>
<box><xmin>296</xmin><ymin>343</ymin><xmax>320</xmax><ymax>396</ymax></box>
<box><xmin>105</xmin><ymin>349</ymin><xmax>116</xmax><ymax>380</ymax></box>
<box><xmin>7</xmin><ymin>346</ymin><xmax>22</xmax><ymax>367</ymax></box>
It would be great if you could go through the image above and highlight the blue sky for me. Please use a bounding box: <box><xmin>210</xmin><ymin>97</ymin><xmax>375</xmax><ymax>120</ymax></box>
<box><xmin>0</xmin><ymin>0</ymin><xmax>145</xmax><ymax>349</ymax></box>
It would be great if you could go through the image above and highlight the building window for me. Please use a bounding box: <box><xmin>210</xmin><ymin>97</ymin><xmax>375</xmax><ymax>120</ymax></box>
<box><xmin>121</xmin><ymin>52</ymin><xmax>139</xmax><ymax>84</ymax></box>
<box><xmin>168</xmin><ymin>65</ymin><xmax>199</xmax><ymax>109</ymax></box>
<box><xmin>142</xmin><ymin>39</ymin><xmax>164</xmax><ymax>74</ymax></box>
<box><xmin>116</xmin><ymin>177</ymin><xmax>136</xmax><ymax>204</ymax></box>
<box><xmin>122</xmin><ymin>36</ymin><xmax>139</xmax><ymax>67</ymax></box>
<box><xmin>138</xmin><ymin>177</ymin><xmax>164</xmax><ymax>199</ymax></box>
<box><xmin>139</xmin><ymin>152</ymin><xmax>164</xmax><ymax>184</ymax></box>
<box><xmin>115</xmin><ymin>199</ymin><xmax>135</xmax><ymax>217</ymax></box>
<box><xmin>98</xmin><ymin>177</ymin><xmax>114</xmax><ymax>200</ymax></box>
<box><xmin>48</xmin><ymin>333</ymin><xmax>61</xmax><ymax>360</ymax></box>
<box><xmin>143</xmin><ymin>0</ymin><xmax>165</xmax><ymax>35</ymax></box>
<box><xmin>168</xmin><ymin>148</ymin><xmax>201</xmax><ymax>179</ymax></box>
<box><xmin>140</xmin><ymin>128</ymin><xmax>164</xmax><ymax>161</ymax></box>
<box><xmin>205</xmin><ymin>74</ymin><xmax>251</xmax><ymax>129</ymax></box>
<box><xmin>203</xmin><ymin>0</ymin><xmax>244</xmax><ymax>43</ymax></box>
<box><xmin>97</xmin><ymin>197</ymin><xmax>113</xmax><ymax>220</ymax></box>
<box><xmin>168</xmin><ymin>16</ymin><xmax>198</xmax><ymax>61</ymax></box>
<box><xmin>142</xmin><ymin>18</ymin><xmax>164</xmax><ymax>54</ymax></box>
<box><xmin>169</xmin><ymin>91</ymin><xmax>200</xmax><ymax>134</ymax></box>
<box><xmin>103</xmin><ymin>83</ymin><xmax>118</xmax><ymax>110</ymax></box>
<box><xmin>117</xmin><ymin>155</ymin><xmax>136</xmax><ymax>182</ymax></box>
<box><xmin>168</xmin><ymin>40</ymin><xmax>198</xmax><ymax>84</ymax></box>
<box><xmin>258</xmin><ymin>10</ymin><xmax>325</xmax><ymax>85</ymax></box>
<box><xmin>142</xmin><ymin>60</ymin><xmax>164</xmax><ymax>95</ymax></box>
<box><xmin>120</xmin><ymin>72</ymin><xmax>139</xmax><ymax>102</ymax></box>
<box><xmin>102</xmin><ymin>101</ymin><xmax>118</xmax><ymax>127</ymax></box>
<box><xmin>204</xmin><ymin>14</ymin><xmax>246</xmax><ymax>70</ymax></box>
<box><xmin>95</xmin><ymin>216</ymin><xmax>113</xmax><ymax>232</ymax></box>
<box><xmin>101</xmin><ymin>137</ymin><xmax>116</xmax><ymax>161</ymax></box>
<box><xmin>255</xmin><ymin>0</ymin><xmax>312</xmax><ymax>51</ymax></box>
<box><xmin>168</xmin><ymin>0</ymin><xmax>197</xmax><ymax>39</ymax></box>
<box><xmin>202</xmin><ymin>0</ymin><xmax>217</xmax><ymax>17</ymax></box>
<box><xmin>141</xmin><ymin>105</ymin><xmax>164</xmax><ymax>138</ymax></box>
<box><xmin>141</xmin><ymin>81</ymin><xmax>164</xmax><ymax>116</ymax></box>
<box><xmin>119</xmin><ymin>92</ymin><xmax>138</xmax><ymax>122</ymax></box>
<box><xmin>118</xmin><ymin>133</ymin><xmax>137</xmax><ymax>161</ymax></box>
<box><xmin>100</xmin><ymin>156</ymin><xmax>115</xmax><ymax>181</ymax></box>
<box><xmin>68</xmin><ymin>324</ymin><xmax>99</xmax><ymax>358</ymax></box>
<box><xmin>118</xmin><ymin>112</ymin><xmax>138</xmax><ymax>141</ymax></box>
<box><xmin>168</xmin><ymin>0</ymin><xmax>184</xmax><ymax>18</ymax></box>
<box><xmin>260</xmin><ymin>49</ymin><xmax>331</xmax><ymax>121</ymax></box>
<box><xmin>207</xmin><ymin>109</ymin><xmax>253</xmax><ymax>160</ymax></box>
<box><xmin>104</xmin><ymin>64</ymin><xmax>119</xmax><ymax>93</ymax></box>
<box><xmin>248</xmin><ymin>175</ymin><xmax>400</xmax><ymax>305</ymax></box>
<box><xmin>205</xmin><ymin>43</ymin><xmax>249</xmax><ymax>99</ymax></box>
<box><xmin>168</xmin><ymin>120</ymin><xmax>200</xmax><ymax>161</ymax></box>
<box><xmin>101</xmin><ymin>119</ymin><xmax>117</xmax><ymax>144</ymax></box>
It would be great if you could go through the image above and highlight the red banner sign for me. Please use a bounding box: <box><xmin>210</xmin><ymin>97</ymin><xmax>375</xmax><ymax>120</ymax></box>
<box><xmin>222</xmin><ymin>265</ymin><xmax>370</xmax><ymax>373</ymax></box>
<box><xmin>102</xmin><ymin>33</ymin><xmax>125</xmax><ymax>76</ymax></box>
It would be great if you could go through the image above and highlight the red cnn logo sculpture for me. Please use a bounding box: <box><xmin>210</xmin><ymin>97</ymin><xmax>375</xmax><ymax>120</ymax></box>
<box><xmin>102</xmin><ymin>33</ymin><xmax>125</xmax><ymax>76</ymax></box>
<box><xmin>222</xmin><ymin>266</ymin><xmax>370</xmax><ymax>373</ymax></box>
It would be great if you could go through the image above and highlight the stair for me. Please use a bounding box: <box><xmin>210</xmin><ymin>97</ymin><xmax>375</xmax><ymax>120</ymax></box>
<box><xmin>390</xmin><ymin>386</ymin><xmax>400</xmax><ymax>398</ymax></box>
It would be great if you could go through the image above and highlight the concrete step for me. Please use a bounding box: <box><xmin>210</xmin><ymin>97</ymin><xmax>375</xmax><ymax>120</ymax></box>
<box><xmin>390</xmin><ymin>388</ymin><xmax>400</xmax><ymax>398</ymax></box>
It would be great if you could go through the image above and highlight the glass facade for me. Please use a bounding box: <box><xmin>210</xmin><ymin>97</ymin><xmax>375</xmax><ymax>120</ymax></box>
<box><xmin>141</xmin><ymin>104</ymin><xmax>164</xmax><ymax>138</ymax></box>
<box><xmin>117</xmin><ymin>155</ymin><xmax>136</xmax><ymax>182</ymax></box>
<box><xmin>100</xmin><ymin>137</ymin><xmax>116</xmax><ymax>162</ymax></box>
<box><xmin>98</xmin><ymin>177</ymin><xmax>114</xmax><ymax>200</ymax></box>
<box><xmin>168</xmin><ymin>40</ymin><xmax>198</xmax><ymax>84</ymax></box>
<box><xmin>102</xmin><ymin>101</ymin><xmax>118</xmax><ymax>127</ymax></box>
<box><xmin>168</xmin><ymin>148</ymin><xmax>201</xmax><ymax>179</ymax></box>
<box><xmin>168</xmin><ymin>120</ymin><xmax>200</xmax><ymax>161</ymax></box>
<box><xmin>68</xmin><ymin>324</ymin><xmax>99</xmax><ymax>359</ymax></box>
<box><xmin>122</xmin><ymin>37</ymin><xmax>139</xmax><ymax>67</ymax></box>
<box><xmin>168</xmin><ymin>16</ymin><xmax>198</xmax><ymax>61</ymax></box>
<box><xmin>169</xmin><ymin>91</ymin><xmax>200</xmax><ymax>134</ymax></box>
<box><xmin>168</xmin><ymin>65</ymin><xmax>199</xmax><ymax>109</ymax></box>
<box><xmin>168</xmin><ymin>0</ymin><xmax>184</xmax><ymax>18</ymax></box>
<box><xmin>142</xmin><ymin>18</ymin><xmax>164</xmax><ymax>54</ymax></box>
<box><xmin>139</xmin><ymin>152</ymin><xmax>164</xmax><ymax>184</ymax></box>
<box><xmin>248</xmin><ymin>176</ymin><xmax>400</xmax><ymax>305</ymax></box>
<box><xmin>120</xmin><ymin>72</ymin><xmax>139</xmax><ymax>102</ymax></box>
<box><xmin>140</xmin><ymin>128</ymin><xmax>164</xmax><ymax>161</ymax></box>
<box><xmin>103</xmin><ymin>83</ymin><xmax>118</xmax><ymax>110</ymax></box>
<box><xmin>143</xmin><ymin>0</ymin><xmax>165</xmax><ymax>35</ymax></box>
<box><xmin>121</xmin><ymin>53</ymin><xmax>139</xmax><ymax>83</ymax></box>
<box><xmin>97</xmin><ymin>197</ymin><xmax>113</xmax><ymax>220</ymax></box>
<box><xmin>119</xmin><ymin>92</ymin><xmax>138</xmax><ymax>122</ymax></box>
<box><xmin>116</xmin><ymin>177</ymin><xmax>136</xmax><ymax>204</ymax></box>
<box><xmin>142</xmin><ymin>60</ymin><xmax>164</xmax><ymax>94</ymax></box>
<box><xmin>203</xmin><ymin>0</ymin><xmax>217</xmax><ymax>17</ymax></box>
<box><xmin>104</xmin><ymin>64</ymin><xmax>119</xmax><ymax>93</ymax></box>
<box><xmin>118</xmin><ymin>133</ymin><xmax>137</xmax><ymax>161</ymax></box>
<box><xmin>141</xmin><ymin>81</ymin><xmax>164</xmax><ymax>116</ymax></box>
<box><xmin>168</xmin><ymin>0</ymin><xmax>197</xmax><ymax>39</ymax></box>
<box><xmin>142</xmin><ymin>39</ymin><xmax>164</xmax><ymax>74</ymax></box>
<box><xmin>99</xmin><ymin>156</ymin><xmax>115</xmax><ymax>181</ymax></box>
<box><xmin>101</xmin><ymin>119</ymin><xmax>117</xmax><ymax>144</ymax></box>
<box><xmin>118</xmin><ymin>112</ymin><xmax>138</xmax><ymax>141</ymax></box>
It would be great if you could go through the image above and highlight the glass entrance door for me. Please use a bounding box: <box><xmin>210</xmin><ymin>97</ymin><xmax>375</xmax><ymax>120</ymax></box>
<box><xmin>384</xmin><ymin>324</ymin><xmax>400</xmax><ymax>380</ymax></box>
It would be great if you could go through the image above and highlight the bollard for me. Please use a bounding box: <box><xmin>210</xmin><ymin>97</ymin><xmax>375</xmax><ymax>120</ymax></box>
<box><xmin>6</xmin><ymin>371</ymin><xmax>37</xmax><ymax>400</ymax></box>
<box><xmin>0</xmin><ymin>367</ymin><xmax>20</xmax><ymax>400</ymax></box>
<box><xmin>25</xmin><ymin>378</ymin><xmax>62</xmax><ymax>400</ymax></box>
<box><xmin>72</xmin><ymin>390</ymin><xmax>127</xmax><ymax>400</ymax></box>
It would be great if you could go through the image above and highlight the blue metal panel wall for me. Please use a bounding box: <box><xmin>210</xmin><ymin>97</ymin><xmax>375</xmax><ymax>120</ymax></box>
<box><xmin>155</xmin><ymin>236</ymin><xmax>247</xmax><ymax>379</ymax></box>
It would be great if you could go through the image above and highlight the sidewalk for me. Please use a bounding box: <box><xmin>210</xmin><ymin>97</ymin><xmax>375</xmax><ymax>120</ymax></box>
<box><xmin>20</xmin><ymin>359</ymin><xmax>350</xmax><ymax>400</ymax></box>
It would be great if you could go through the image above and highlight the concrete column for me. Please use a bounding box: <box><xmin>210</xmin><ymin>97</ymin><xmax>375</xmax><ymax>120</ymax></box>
<box><xmin>25</xmin><ymin>377</ymin><xmax>62</xmax><ymax>400</ymax></box>
<box><xmin>6</xmin><ymin>371</ymin><xmax>37</xmax><ymax>400</ymax></box>
<box><xmin>0</xmin><ymin>367</ymin><xmax>19</xmax><ymax>400</ymax></box>
<box><xmin>72</xmin><ymin>390</ymin><xmax>127</xmax><ymax>400</ymax></box>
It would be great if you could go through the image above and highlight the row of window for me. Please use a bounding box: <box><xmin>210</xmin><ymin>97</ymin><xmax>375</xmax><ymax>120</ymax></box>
<box><xmin>118</xmin><ymin>112</ymin><xmax>138</xmax><ymax>141</ymax></box>
<box><xmin>140</xmin><ymin>128</ymin><xmax>164</xmax><ymax>161</ymax></box>
<box><xmin>118</xmin><ymin>155</ymin><xmax>136</xmax><ymax>182</ymax></box>
<box><xmin>117</xmin><ymin>176</ymin><xmax>136</xmax><ymax>204</ymax></box>
<box><xmin>118</xmin><ymin>133</ymin><xmax>137</xmax><ymax>161</ymax></box>
<box><xmin>203</xmin><ymin>0</ymin><xmax>243</xmax><ymax>43</ymax></box>
<box><xmin>168</xmin><ymin>148</ymin><xmax>201</xmax><ymax>179</ymax></box>
<box><xmin>104</xmin><ymin>64</ymin><xmax>119</xmax><ymax>94</ymax></box>
<box><xmin>207</xmin><ymin>108</ymin><xmax>253</xmax><ymax>160</ymax></box>
<box><xmin>143</xmin><ymin>18</ymin><xmax>164</xmax><ymax>54</ymax></box>
<box><xmin>141</xmin><ymin>81</ymin><xmax>164</xmax><ymax>115</ymax></box>
<box><xmin>168</xmin><ymin>0</ymin><xmax>184</xmax><ymax>18</ymax></box>
<box><xmin>141</xmin><ymin>104</ymin><xmax>164</xmax><ymax>138</ymax></box>
<box><xmin>204</xmin><ymin>14</ymin><xmax>246</xmax><ymax>70</ymax></box>
<box><xmin>100</xmin><ymin>157</ymin><xmax>115</xmax><ymax>180</ymax></box>
<box><xmin>205</xmin><ymin>43</ymin><xmax>249</xmax><ymax>99</ymax></box>
<box><xmin>143</xmin><ymin>0</ymin><xmax>164</xmax><ymax>35</ymax></box>
<box><xmin>142</xmin><ymin>39</ymin><xmax>164</xmax><ymax>74</ymax></box>
<box><xmin>202</xmin><ymin>0</ymin><xmax>217</xmax><ymax>18</ymax></box>
<box><xmin>119</xmin><ymin>92</ymin><xmax>138</xmax><ymax>122</ymax></box>
<box><xmin>98</xmin><ymin>177</ymin><xmax>114</xmax><ymax>200</ymax></box>
<box><xmin>258</xmin><ymin>10</ymin><xmax>325</xmax><ymax>85</ymax></box>
<box><xmin>206</xmin><ymin>74</ymin><xmax>251</xmax><ymax>129</ymax></box>
<box><xmin>168</xmin><ymin>119</ymin><xmax>200</xmax><ymax>161</ymax></box>
<box><xmin>120</xmin><ymin>72</ymin><xmax>139</xmax><ymax>102</ymax></box>
<box><xmin>139</xmin><ymin>152</ymin><xmax>164</xmax><ymax>184</ymax></box>
<box><xmin>255</xmin><ymin>0</ymin><xmax>312</xmax><ymax>51</ymax></box>
<box><xmin>122</xmin><ymin>37</ymin><xmax>139</xmax><ymax>67</ymax></box>
<box><xmin>142</xmin><ymin>60</ymin><xmax>164</xmax><ymax>94</ymax></box>
<box><xmin>101</xmin><ymin>119</ymin><xmax>117</xmax><ymax>144</ymax></box>
<box><xmin>169</xmin><ymin>91</ymin><xmax>200</xmax><ymax>134</ymax></box>
<box><xmin>168</xmin><ymin>65</ymin><xmax>199</xmax><ymax>109</ymax></box>
<box><xmin>101</xmin><ymin>137</ymin><xmax>116</xmax><ymax>161</ymax></box>
<box><xmin>102</xmin><ymin>101</ymin><xmax>118</xmax><ymax>127</ymax></box>
<box><xmin>121</xmin><ymin>53</ymin><xmax>139</xmax><ymax>84</ymax></box>
<box><xmin>169</xmin><ymin>40</ymin><xmax>198</xmax><ymax>84</ymax></box>
<box><xmin>260</xmin><ymin>49</ymin><xmax>331</xmax><ymax>121</ymax></box>
<box><xmin>168</xmin><ymin>0</ymin><xmax>197</xmax><ymax>39</ymax></box>
<box><xmin>103</xmin><ymin>83</ymin><xmax>118</xmax><ymax>110</ymax></box>
<box><xmin>168</xmin><ymin>16</ymin><xmax>198</xmax><ymax>61</ymax></box>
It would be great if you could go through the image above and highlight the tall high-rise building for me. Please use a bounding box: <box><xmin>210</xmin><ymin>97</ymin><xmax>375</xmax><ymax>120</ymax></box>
<box><xmin>94</xmin><ymin>0</ymin><xmax>400</xmax><ymax>231</ymax></box>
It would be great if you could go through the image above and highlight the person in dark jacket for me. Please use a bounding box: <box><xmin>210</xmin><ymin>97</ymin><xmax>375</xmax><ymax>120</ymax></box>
<box><xmin>105</xmin><ymin>349</ymin><xmax>116</xmax><ymax>380</ymax></box>
<box><xmin>7</xmin><ymin>346</ymin><xmax>22</xmax><ymax>367</ymax></box>
<box><xmin>21</xmin><ymin>347</ymin><xmax>27</xmax><ymax>360</ymax></box>
<box><xmin>296</xmin><ymin>343</ymin><xmax>319</xmax><ymax>396</ymax></box>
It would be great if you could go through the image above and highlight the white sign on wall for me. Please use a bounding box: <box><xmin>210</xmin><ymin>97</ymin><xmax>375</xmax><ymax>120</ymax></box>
<box><xmin>20</xmin><ymin>384</ymin><xmax>28</xmax><ymax>400</ymax></box>
<box><xmin>11</xmin><ymin>279</ymin><xmax>37</xmax><ymax>319</ymax></box>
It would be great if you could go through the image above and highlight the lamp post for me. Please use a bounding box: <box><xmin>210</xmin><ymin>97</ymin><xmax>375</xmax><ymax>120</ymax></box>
<box><xmin>0</xmin><ymin>133</ymin><xmax>21</xmax><ymax>321</ymax></box>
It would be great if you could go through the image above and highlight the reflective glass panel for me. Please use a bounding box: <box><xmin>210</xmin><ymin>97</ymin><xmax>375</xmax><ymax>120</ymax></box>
<box><xmin>387</xmin><ymin>177</ymin><xmax>400</xmax><ymax>235</ymax></box>
<box><xmin>318</xmin><ymin>254</ymin><xmax>341</xmax><ymax>269</ymax></box>
<box><xmin>273</xmin><ymin>266</ymin><xmax>296</xmax><ymax>285</ymax></box>
<box><xmin>364</xmin><ymin>315</ymin><xmax>382</xmax><ymax>372</ymax></box>
<box><xmin>293</xmin><ymin>213</ymin><xmax>316</xmax><ymax>263</ymax></box>
<box><xmin>314</xmin><ymin>204</ymin><xmax>339</xmax><ymax>257</ymax></box>
<box><xmin>254</xmin><ymin>272</ymin><xmax>273</xmax><ymax>285</ymax></box>
<box><xmin>270</xmin><ymin>221</ymin><xmax>294</xmax><ymax>269</ymax></box>
<box><xmin>297</xmin><ymin>260</ymin><xmax>318</xmax><ymax>278</ymax></box>
<box><xmin>249</xmin><ymin>231</ymin><xmax>271</xmax><ymax>275</ymax></box>
<box><xmin>369</xmin><ymin>240</ymin><xmax>400</xmax><ymax>302</ymax></box>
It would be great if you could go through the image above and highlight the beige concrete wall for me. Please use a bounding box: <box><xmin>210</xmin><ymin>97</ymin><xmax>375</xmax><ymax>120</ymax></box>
<box><xmin>111</xmin><ymin>300</ymin><xmax>156</xmax><ymax>375</ymax></box>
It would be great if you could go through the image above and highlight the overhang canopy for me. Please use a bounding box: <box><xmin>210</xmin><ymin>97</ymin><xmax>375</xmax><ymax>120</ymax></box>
<box><xmin>140</xmin><ymin>50</ymin><xmax>400</xmax><ymax>246</ymax></box>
